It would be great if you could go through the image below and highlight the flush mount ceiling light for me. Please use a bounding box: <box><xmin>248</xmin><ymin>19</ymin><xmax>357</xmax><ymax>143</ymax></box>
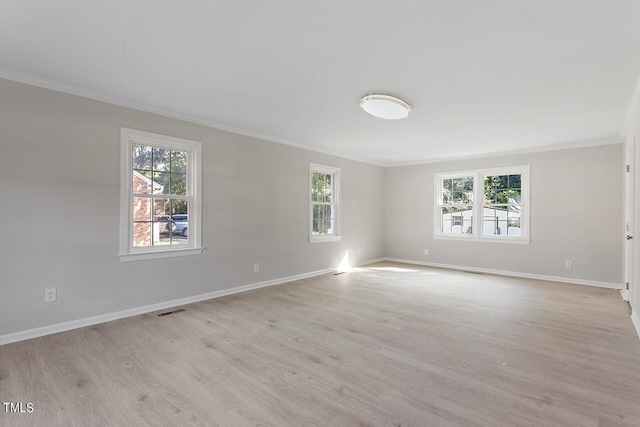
<box><xmin>360</xmin><ymin>93</ymin><xmax>411</xmax><ymax>120</ymax></box>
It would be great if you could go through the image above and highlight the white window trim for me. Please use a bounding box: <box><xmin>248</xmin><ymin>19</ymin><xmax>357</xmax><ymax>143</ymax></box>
<box><xmin>119</xmin><ymin>128</ymin><xmax>204</xmax><ymax>261</ymax></box>
<box><xmin>433</xmin><ymin>165</ymin><xmax>530</xmax><ymax>244</ymax></box>
<box><xmin>309</xmin><ymin>163</ymin><xmax>342</xmax><ymax>243</ymax></box>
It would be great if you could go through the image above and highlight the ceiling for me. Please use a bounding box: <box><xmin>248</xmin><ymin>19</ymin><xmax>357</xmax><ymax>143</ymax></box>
<box><xmin>1</xmin><ymin>1</ymin><xmax>640</xmax><ymax>166</ymax></box>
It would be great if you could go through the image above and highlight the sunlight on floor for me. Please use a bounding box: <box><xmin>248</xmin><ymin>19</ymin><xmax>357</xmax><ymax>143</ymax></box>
<box><xmin>366</xmin><ymin>266</ymin><xmax>422</xmax><ymax>273</ymax></box>
<box><xmin>337</xmin><ymin>251</ymin><xmax>350</xmax><ymax>273</ymax></box>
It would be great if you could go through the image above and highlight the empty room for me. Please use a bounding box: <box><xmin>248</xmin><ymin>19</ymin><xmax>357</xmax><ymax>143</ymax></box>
<box><xmin>2</xmin><ymin>1</ymin><xmax>640</xmax><ymax>426</ymax></box>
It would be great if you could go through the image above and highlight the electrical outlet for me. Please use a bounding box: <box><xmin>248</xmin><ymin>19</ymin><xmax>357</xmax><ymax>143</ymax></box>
<box><xmin>254</xmin><ymin>263</ymin><xmax>259</xmax><ymax>272</ymax></box>
<box><xmin>565</xmin><ymin>260</ymin><xmax>572</xmax><ymax>268</ymax></box>
<box><xmin>45</xmin><ymin>288</ymin><xmax>57</xmax><ymax>302</ymax></box>
<box><xmin>424</xmin><ymin>249</ymin><xmax>429</xmax><ymax>256</ymax></box>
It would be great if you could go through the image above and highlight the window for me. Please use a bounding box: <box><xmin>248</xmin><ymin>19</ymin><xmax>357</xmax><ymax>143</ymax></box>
<box><xmin>119</xmin><ymin>128</ymin><xmax>203</xmax><ymax>261</ymax></box>
<box><xmin>483</xmin><ymin>173</ymin><xmax>522</xmax><ymax>237</ymax></box>
<box><xmin>309</xmin><ymin>163</ymin><xmax>342</xmax><ymax>242</ymax></box>
<box><xmin>439</xmin><ymin>175</ymin><xmax>474</xmax><ymax>235</ymax></box>
<box><xmin>434</xmin><ymin>166</ymin><xmax>530</xmax><ymax>243</ymax></box>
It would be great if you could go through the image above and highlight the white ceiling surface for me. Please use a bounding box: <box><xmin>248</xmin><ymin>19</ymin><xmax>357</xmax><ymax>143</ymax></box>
<box><xmin>1</xmin><ymin>1</ymin><xmax>640</xmax><ymax>166</ymax></box>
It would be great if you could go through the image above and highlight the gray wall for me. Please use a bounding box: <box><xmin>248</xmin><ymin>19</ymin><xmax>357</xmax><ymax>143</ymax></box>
<box><xmin>628</xmin><ymin>97</ymin><xmax>640</xmax><ymax>321</ymax></box>
<box><xmin>0</xmin><ymin>79</ymin><xmax>385</xmax><ymax>336</ymax></box>
<box><xmin>0</xmin><ymin>78</ymin><xmax>626</xmax><ymax>338</ymax></box>
<box><xmin>385</xmin><ymin>145</ymin><xmax>623</xmax><ymax>284</ymax></box>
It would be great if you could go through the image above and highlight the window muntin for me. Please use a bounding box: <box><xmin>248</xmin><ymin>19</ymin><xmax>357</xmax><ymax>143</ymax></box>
<box><xmin>132</xmin><ymin>145</ymin><xmax>190</xmax><ymax>247</ymax></box>
<box><xmin>312</xmin><ymin>172</ymin><xmax>335</xmax><ymax>235</ymax></box>
<box><xmin>439</xmin><ymin>176</ymin><xmax>474</xmax><ymax>234</ymax></box>
<box><xmin>120</xmin><ymin>128</ymin><xmax>203</xmax><ymax>261</ymax></box>
<box><xmin>483</xmin><ymin>174</ymin><xmax>522</xmax><ymax>237</ymax></box>
<box><xmin>309</xmin><ymin>163</ymin><xmax>342</xmax><ymax>242</ymax></box>
<box><xmin>435</xmin><ymin>166</ymin><xmax>529</xmax><ymax>243</ymax></box>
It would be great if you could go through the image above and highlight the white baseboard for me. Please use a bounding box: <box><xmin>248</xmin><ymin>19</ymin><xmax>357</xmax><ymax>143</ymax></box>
<box><xmin>632</xmin><ymin>310</ymin><xmax>640</xmax><ymax>340</ymax></box>
<box><xmin>0</xmin><ymin>257</ymin><xmax>619</xmax><ymax>346</ymax></box>
<box><xmin>383</xmin><ymin>258</ymin><xmax>622</xmax><ymax>289</ymax></box>
<box><xmin>356</xmin><ymin>257</ymin><xmax>386</xmax><ymax>266</ymax></box>
<box><xmin>620</xmin><ymin>289</ymin><xmax>629</xmax><ymax>301</ymax></box>
<box><xmin>0</xmin><ymin>266</ymin><xmax>342</xmax><ymax>346</ymax></box>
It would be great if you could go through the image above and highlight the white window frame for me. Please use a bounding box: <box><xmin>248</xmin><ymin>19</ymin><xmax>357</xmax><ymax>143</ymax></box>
<box><xmin>434</xmin><ymin>165</ymin><xmax>530</xmax><ymax>244</ymax></box>
<box><xmin>119</xmin><ymin>128</ymin><xmax>203</xmax><ymax>261</ymax></box>
<box><xmin>309</xmin><ymin>163</ymin><xmax>342</xmax><ymax>243</ymax></box>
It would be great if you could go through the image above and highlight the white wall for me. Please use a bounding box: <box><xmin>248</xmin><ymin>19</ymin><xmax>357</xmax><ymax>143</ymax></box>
<box><xmin>0</xmin><ymin>79</ymin><xmax>385</xmax><ymax>337</ymax></box>
<box><xmin>627</xmin><ymin>91</ymin><xmax>640</xmax><ymax>335</ymax></box>
<box><xmin>385</xmin><ymin>145</ymin><xmax>623</xmax><ymax>285</ymax></box>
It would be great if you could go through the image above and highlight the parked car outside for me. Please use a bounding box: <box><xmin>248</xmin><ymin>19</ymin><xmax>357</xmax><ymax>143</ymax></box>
<box><xmin>154</xmin><ymin>214</ymin><xmax>175</xmax><ymax>235</ymax></box>
<box><xmin>171</xmin><ymin>214</ymin><xmax>188</xmax><ymax>237</ymax></box>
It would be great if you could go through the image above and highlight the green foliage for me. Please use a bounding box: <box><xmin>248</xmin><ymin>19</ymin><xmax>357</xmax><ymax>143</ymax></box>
<box><xmin>133</xmin><ymin>144</ymin><xmax>188</xmax><ymax>214</ymax></box>
<box><xmin>441</xmin><ymin>176</ymin><xmax>473</xmax><ymax>213</ymax></box>
<box><xmin>441</xmin><ymin>174</ymin><xmax>522</xmax><ymax>215</ymax></box>
<box><xmin>312</xmin><ymin>172</ymin><xmax>332</xmax><ymax>203</ymax></box>
<box><xmin>484</xmin><ymin>174</ymin><xmax>521</xmax><ymax>205</ymax></box>
<box><xmin>312</xmin><ymin>172</ymin><xmax>333</xmax><ymax>233</ymax></box>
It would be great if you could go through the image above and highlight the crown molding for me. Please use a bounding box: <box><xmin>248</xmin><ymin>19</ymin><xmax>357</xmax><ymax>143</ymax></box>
<box><xmin>384</xmin><ymin>137</ymin><xmax>623</xmax><ymax>168</ymax></box>
<box><xmin>0</xmin><ymin>67</ymin><xmax>386</xmax><ymax>167</ymax></box>
<box><xmin>0</xmin><ymin>66</ymin><xmax>629</xmax><ymax>169</ymax></box>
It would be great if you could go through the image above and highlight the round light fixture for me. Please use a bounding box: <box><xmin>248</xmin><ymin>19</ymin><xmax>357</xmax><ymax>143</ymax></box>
<box><xmin>360</xmin><ymin>93</ymin><xmax>411</xmax><ymax>120</ymax></box>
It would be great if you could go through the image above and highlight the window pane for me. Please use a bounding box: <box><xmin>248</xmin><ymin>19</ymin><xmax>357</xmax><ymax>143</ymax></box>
<box><xmin>170</xmin><ymin>173</ymin><xmax>187</xmax><ymax>196</ymax></box>
<box><xmin>152</xmin><ymin>209</ymin><xmax>173</xmax><ymax>245</ymax></box>
<box><xmin>133</xmin><ymin>197</ymin><xmax>151</xmax><ymax>221</ymax></box>
<box><xmin>483</xmin><ymin>205</ymin><xmax>521</xmax><ymax>236</ymax></box>
<box><xmin>485</xmin><ymin>176</ymin><xmax>497</xmax><ymax>201</ymax></box>
<box><xmin>152</xmin><ymin>147</ymin><xmax>171</xmax><ymax>171</ymax></box>
<box><xmin>132</xmin><ymin>170</ymin><xmax>153</xmax><ymax>194</ymax></box>
<box><xmin>507</xmin><ymin>189</ymin><xmax>521</xmax><ymax>204</ymax></box>
<box><xmin>441</xmin><ymin>206</ymin><xmax>472</xmax><ymax>234</ymax></box>
<box><xmin>132</xmin><ymin>144</ymin><xmax>152</xmax><ymax>170</ymax></box>
<box><xmin>452</xmin><ymin>178</ymin><xmax>463</xmax><ymax>191</ymax></box>
<box><xmin>484</xmin><ymin>177</ymin><xmax>495</xmax><ymax>203</ymax></box>
<box><xmin>153</xmin><ymin>217</ymin><xmax>173</xmax><ymax>245</ymax></box>
<box><xmin>312</xmin><ymin>172</ymin><xmax>333</xmax><ymax>203</ymax></box>
<box><xmin>463</xmin><ymin>176</ymin><xmax>473</xmax><ymax>191</ymax></box>
<box><xmin>148</xmin><ymin>172</ymin><xmax>188</xmax><ymax>196</ymax></box>
<box><xmin>443</xmin><ymin>176</ymin><xmax>472</xmax><ymax>204</ymax></box>
<box><xmin>150</xmin><ymin>171</ymin><xmax>169</xmax><ymax>194</ymax></box>
<box><xmin>133</xmin><ymin>222</ymin><xmax>152</xmax><ymax>247</ymax></box>
<box><xmin>496</xmin><ymin>190</ymin><xmax>510</xmax><ymax>204</ymax></box>
<box><xmin>312</xmin><ymin>204</ymin><xmax>334</xmax><ymax>235</ymax></box>
<box><xmin>171</xmin><ymin>200</ymin><xmax>189</xmax><ymax>237</ymax></box>
<box><xmin>452</xmin><ymin>190</ymin><xmax>473</xmax><ymax>204</ymax></box>
<box><xmin>483</xmin><ymin>206</ymin><xmax>507</xmax><ymax>235</ymax></box>
<box><xmin>171</xmin><ymin>150</ymin><xmax>188</xmax><ymax>174</ymax></box>
<box><xmin>442</xmin><ymin>189</ymin><xmax>451</xmax><ymax>204</ymax></box>
<box><xmin>169</xmin><ymin>234</ymin><xmax>190</xmax><ymax>246</ymax></box>
<box><xmin>452</xmin><ymin>177</ymin><xmax>473</xmax><ymax>191</ymax></box>
<box><xmin>507</xmin><ymin>206</ymin><xmax>521</xmax><ymax>236</ymax></box>
<box><xmin>508</xmin><ymin>174</ymin><xmax>521</xmax><ymax>189</ymax></box>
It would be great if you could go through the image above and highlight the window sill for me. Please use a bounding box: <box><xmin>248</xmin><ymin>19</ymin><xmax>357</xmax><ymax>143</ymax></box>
<box><xmin>309</xmin><ymin>235</ymin><xmax>343</xmax><ymax>243</ymax></box>
<box><xmin>433</xmin><ymin>235</ymin><xmax>530</xmax><ymax>244</ymax></box>
<box><xmin>119</xmin><ymin>247</ymin><xmax>204</xmax><ymax>262</ymax></box>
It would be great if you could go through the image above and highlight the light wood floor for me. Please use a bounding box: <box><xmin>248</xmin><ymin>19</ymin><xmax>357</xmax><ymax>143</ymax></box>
<box><xmin>1</xmin><ymin>261</ymin><xmax>640</xmax><ymax>426</ymax></box>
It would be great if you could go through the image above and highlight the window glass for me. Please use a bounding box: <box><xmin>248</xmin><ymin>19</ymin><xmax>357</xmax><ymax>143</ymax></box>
<box><xmin>121</xmin><ymin>129</ymin><xmax>202</xmax><ymax>260</ymax></box>
<box><xmin>435</xmin><ymin>166</ymin><xmax>529</xmax><ymax>243</ymax></box>
<box><xmin>309</xmin><ymin>164</ymin><xmax>341</xmax><ymax>242</ymax></box>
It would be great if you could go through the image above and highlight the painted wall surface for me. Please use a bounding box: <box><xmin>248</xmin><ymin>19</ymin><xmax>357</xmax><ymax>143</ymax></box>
<box><xmin>628</xmin><ymin>97</ymin><xmax>640</xmax><ymax>329</ymax></box>
<box><xmin>385</xmin><ymin>144</ymin><xmax>624</xmax><ymax>284</ymax></box>
<box><xmin>0</xmin><ymin>79</ymin><xmax>385</xmax><ymax>336</ymax></box>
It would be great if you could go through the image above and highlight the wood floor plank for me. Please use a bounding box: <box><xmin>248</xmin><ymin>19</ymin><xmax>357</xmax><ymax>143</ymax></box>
<box><xmin>1</xmin><ymin>261</ymin><xmax>639</xmax><ymax>426</ymax></box>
